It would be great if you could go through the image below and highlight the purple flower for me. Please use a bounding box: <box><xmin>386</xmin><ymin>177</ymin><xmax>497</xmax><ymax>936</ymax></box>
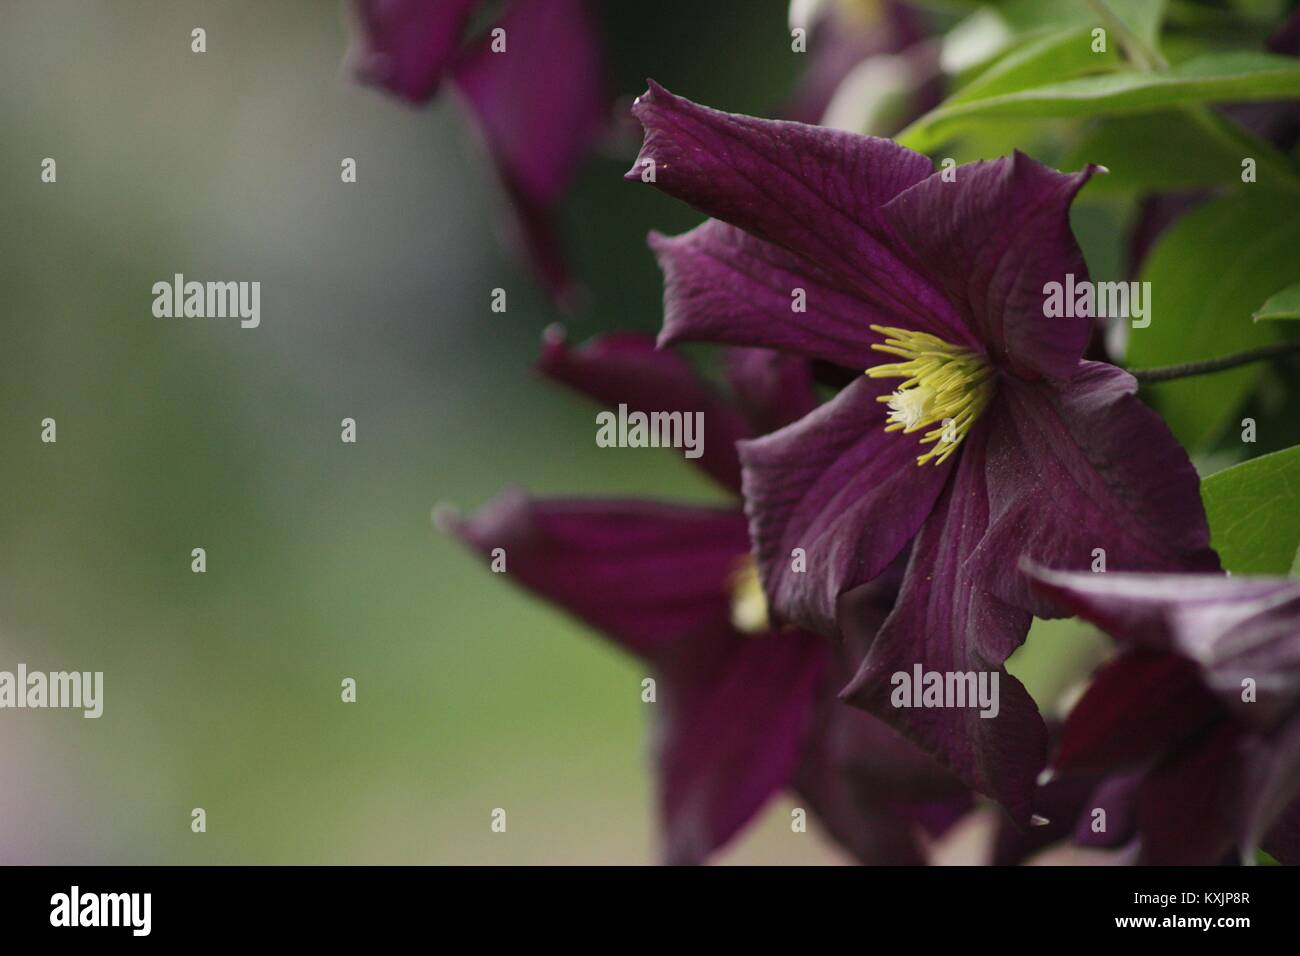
<box><xmin>783</xmin><ymin>0</ymin><xmax>939</xmax><ymax>132</ymax></box>
<box><xmin>626</xmin><ymin>83</ymin><xmax>1219</xmax><ymax>820</ymax></box>
<box><xmin>348</xmin><ymin>0</ymin><xmax>605</xmax><ymax>304</ymax></box>
<box><xmin>443</xmin><ymin>332</ymin><xmax>968</xmax><ymax>863</ymax></box>
<box><xmin>1027</xmin><ymin>566</ymin><xmax>1300</xmax><ymax>865</ymax></box>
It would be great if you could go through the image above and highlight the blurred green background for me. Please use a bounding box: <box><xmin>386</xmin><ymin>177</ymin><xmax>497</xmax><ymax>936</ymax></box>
<box><xmin>0</xmin><ymin>0</ymin><xmax>868</xmax><ymax>864</ymax></box>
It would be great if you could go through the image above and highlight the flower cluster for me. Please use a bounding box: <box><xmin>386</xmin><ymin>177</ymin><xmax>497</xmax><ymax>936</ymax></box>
<box><xmin>353</xmin><ymin>0</ymin><xmax>1300</xmax><ymax>864</ymax></box>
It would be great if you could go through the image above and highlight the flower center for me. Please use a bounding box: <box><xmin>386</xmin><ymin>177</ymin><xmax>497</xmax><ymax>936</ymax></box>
<box><xmin>866</xmin><ymin>325</ymin><xmax>994</xmax><ymax>466</ymax></box>
<box><xmin>729</xmin><ymin>555</ymin><xmax>770</xmax><ymax>635</ymax></box>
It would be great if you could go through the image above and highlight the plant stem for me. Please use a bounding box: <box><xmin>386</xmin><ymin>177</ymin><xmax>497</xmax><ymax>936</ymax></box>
<box><xmin>1128</xmin><ymin>340</ymin><xmax>1300</xmax><ymax>383</ymax></box>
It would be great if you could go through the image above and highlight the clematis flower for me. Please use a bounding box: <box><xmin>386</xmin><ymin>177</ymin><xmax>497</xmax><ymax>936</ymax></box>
<box><xmin>441</xmin><ymin>331</ymin><xmax>969</xmax><ymax>864</ymax></box>
<box><xmin>1026</xmin><ymin>566</ymin><xmax>1300</xmax><ymax>865</ymax></box>
<box><xmin>347</xmin><ymin>0</ymin><xmax>604</xmax><ymax>305</ymax></box>
<box><xmin>627</xmin><ymin>83</ymin><xmax>1219</xmax><ymax>820</ymax></box>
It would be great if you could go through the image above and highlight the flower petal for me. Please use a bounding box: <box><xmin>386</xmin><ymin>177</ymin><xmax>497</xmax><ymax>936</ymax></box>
<box><xmin>650</xmin><ymin>220</ymin><xmax>902</xmax><ymax>368</ymax></box>
<box><xmin>1028</xmin><ymin>567</ymin><xmax>1300</xmax><ymax>725</ymax></box>
<box><xmin>444</xmin><ymin>490</ymin><xmax>749</xmax><ymax>657</ymax></box>
<box><xmin>349</xmin><ymin>0</ymin><xmax>477</xmax><ymax>102</ymax></box>
<box><xmin>1052</xmin><ymin>650</ymin><xmax>1221</xmax><ymax>776</ymax></box>
<box><xmin>1263</xmin><ymin>794</ymin><xmax>1300</xmax><ymax>864</ymax></box>
<box><xmin>1135</xmin><ymin>710</ymin><xmax>1300</xmax><ymax>864</ymax></box>
<box><xmin>970</xmin><ymin>362</ymin><xmax>1219</xmax><ymax>618</ymax></box>
<box><xmin>881</xmin><ymin>151</ymin><xmax>1099</xmax><ymax>381</ymax></box>
<box><xmin>537</xmin><ymin>331</ymin><xmax>753</xmax><ymax>493</ymax></box>
<box><xmin>655</xmin><ymin>632</ymin><xmax>828</xmax><ymax>864</ymax></box>
<box><xmin>796</xmin><ymin>626</ymin><xmax>972</xmax><ymax>864</ymax></box>
<box><xmin>841</xmin><ymin>423</ymin><xmax>1047</xmax><ymax>821</ymax></box>
<box><xmin>737</xmin><ymin>376</ymin><xmax>953</xmax><ymax>637</ymax></box>
<box><xmin>724</xmin><ymin>347</ymin><xmax>819</xmax><ymax>435</ymax></box>
<box><xmin>628</xmin><ymin>82</ymin><xmax>967</xmax><ymax>343</ymax></box>
<box><xmin>452</xmin><ymin>0</ymin><xmax>603</xmax><ymax>208</ymax></box>
<box><xmin>451</xmin><ymin>0</ymin><xmax>604</xmax><ymax>303</ymax></box>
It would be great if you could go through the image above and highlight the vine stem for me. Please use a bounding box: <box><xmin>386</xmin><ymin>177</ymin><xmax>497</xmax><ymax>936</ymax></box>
<box><xmin>1127</xmin><ymin>340</ymin><xmax>1300</xmax><ymax>383</ymax></box>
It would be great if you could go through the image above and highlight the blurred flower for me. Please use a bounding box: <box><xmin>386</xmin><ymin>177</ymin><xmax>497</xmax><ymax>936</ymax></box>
<box><xmin>784</xmin><ymin>0</ymin><xmax>940</xmax><ymax>134</ymax></box>
<box><xmin>443</xmin><ymin>332</ymin><xmax>969</xmax><ymax>863</ymax></box>
<box><xmin>1027</xmin><ymin>566</ymin><xmax>1300</xmax><ymax>865</ymax></box>
<box><xmin>628</xmin><ymin>83</ymin><xmax>1219</xmax><ymax>821</ymax></box>
<box><xmin>347</xmin><ymin>0</ymin><xmax>605</xmax><ymax>305</ymax></box>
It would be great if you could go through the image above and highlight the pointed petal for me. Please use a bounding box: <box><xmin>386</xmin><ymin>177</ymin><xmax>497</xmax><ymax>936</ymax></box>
<box><xmin>444</xmin><ymin>490</ymin><xmax>748</xmax><ymax>657</ymax></box>
<box><xmin>796</xmin><ymin>626</ymin><xmax>971</xmax><ymax>864</ymax></box>
<box><xmin>1027</xmin><ymin>567</ymin><xmax>1300</xmax><ymax>725</ymax></box>
<box><xmin>970</xmin><ymin>362</ymin><xmax>1219</xmax><ymax>618</ymax></box>
<box><xmin>737</xmin><ymin>376</ymin><xmax>953</xmax><ymax>637</ymax></box>
<box><xmin>650</xmin><ymin>221</ymin><xmax>896</xmax><ymax>368</ymax></box>
<box><xmin>451</xmin><ymin>0</ymin><xmax>604</xmax><ymax>303</ymax></box>
<box><xmin>881</xmin><ymin>152</ymin><xmax>1100</xmax><ymax>381</ymax></box>
<box><xmin>655</xmin><ymin>633</ymin><xmax>828</xmax><ymax>864</ymax></box>
<box><xmin>537</xmin><ymin>332</ymin><xmax>752</xmax><ymax>493</ymax></box>
<box><xmin>452</xmin><ymin>0</ymin><xmax>603</xmax><ymax>207</ymax></box>
<box><xmin>349</xmin><ymin>0</ymin><xmax>476</xmax><ymax>102</ymax></box>
<box><xmin>842</xmin><ymin>425</ymin><xmax>1047</xmax><ymax>821</ymax></box>
<box><xmin>628</xmin><ymin>82</ymin><xmax>968</xmax><ymax>343</ymax></box>
<box><xmin>1053</xmin><ymin>650</ymin><xmax>1220</xmax><ymax>775</ymax></box>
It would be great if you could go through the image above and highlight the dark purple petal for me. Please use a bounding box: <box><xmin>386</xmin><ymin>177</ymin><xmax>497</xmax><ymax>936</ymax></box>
<box><xmin>452</xmin><ymin>0</ymin><xmax>604</xmax><ymax>303</ymax></box>
<box><xmin>537</xmin><ymin>331</ymin><xmax>752</xmax><ymax>493</ymax></box>
<box><xmin>1034</xmin><ymin>568</ymin><xmax>1300</xmax><ymax>863</ymax></box>
<box><xmin>1028</xmin><ymin>568</ymin><xmax>1300</xmax><ymax>726</ymax></box>
<box><xmin>1073</xmin><ymin>772</ymin><xmax>1141</xmax><ymax>849</ymax></box>
<box><xmin>655</xmin><ymin>631</ymin><xmax>828</xmax><ymax>864</ymax></box>
<box><xmin>349</xmin><ymin>0</ymin><xmax>477</xmax><ymax>102</ymax></box>
<box><xmin>1264</xmin><ymin>793</ymin><xmax>1300</xmax><ymax>864</ymax></box>
<box><xmin>444</xmin><ymin>489</ymin><xmax>748</xmax><ymax>658</ymax></box>
<box><xmin>841</xmin><ymin>422</ymin><xmax>1047</xmax><ymax>821</ymax></box>
<box><xmin>880</xmin><ymin>152</ymin><xmax>1099</xmax><ymax>382</ymax></box>
<box><xmin>970</xmin><ymin>362</ymin><xmax>1219</xmax><ymax>617</ymax></box>
<box><xmin>1134</xmin><ymin>721</ymin><xmax>1248</xmax><ymax>865</ymax></box>
<box><xmin>1236</xmin><ymin>710</ymin><xmax>1300</xmax><ymax>862</ymax></box>
<box><xmin>453</xmin><ymin>0</ymin><xmax>602</xmax><ymax>207</ymax></box>
<box><xmin>650</xmin><ymin>220</ymin><xmax>903</xmax><ymax>369</ymax></box>
<box><xmin>628</xmin><ymin>82</ymin><xmax>968</xmax><ymax>344</ymax></box>
<box><xmin>797</xmin><ymin>626</ymin><xmax>971</xmax><ymax>864</ymax></box>
<box><xmin>992</xmin><ymin>769</ymin><xmax>1102</xmax><ymax>864</ymax></box>
<box><xmin>724</xmin><ymin>347</ymin><xmax>819</xmax><ymax>435</ymax></box>
<box><xmin>794</xmin><ymin>707</ymin><xmax>970</xmax><ymax>865</ymax></box>
<box><xmin>1053</xmin><ymin>650</ymin><xmax>1221</xmax><ymax>776</ymax></box>
<box><xmin>1136</xmin><ymin>712</ymin><xmax>1300</xmax><ymax>864</ymax></box>
<box><xmin>738</xmin><ymin>376</ymin><xmax>953</xmax><ymax>637</ymax></box>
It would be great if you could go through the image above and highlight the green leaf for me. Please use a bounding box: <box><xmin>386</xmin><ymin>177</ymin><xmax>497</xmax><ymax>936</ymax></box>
<box><xmin>897</xmin><ymin>52</ymin><xmax>1300</xmax><ymax>151</ymax></box>
<box><xmin>949</xmin><ymin>27</ymin><xmax>1119</xmax><ymax>105</ymax></box>
<box><xmin>1068</xmin><ymin>109</ymin><xmax>1300</xmax><ymax>193</ymax></box>
<box><xmin>1127</xmin><ymin>193</ymin><xmax>1299</xmax><ymax>450</ymax></box>
<box><xmin>1201</xmin><ymin>446</ymin><xmax>1300</xmax><ymax>575</ymax></box>
<box><xmin>1254</xmin><ymin>282</ymin><xmax>1300</xmax><ymax>321</ymax></box>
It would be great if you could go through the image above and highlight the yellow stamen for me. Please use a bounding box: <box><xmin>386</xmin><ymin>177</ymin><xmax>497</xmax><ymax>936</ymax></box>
<box><xmin>729</xmin><ymin>555</ymin><xmax>770</xmax><ymax>635</ymax></box>
<box><xmin>865</xmin><ymin>325</ymin><xmax>994</xmax><ymax>466</ymax></box>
